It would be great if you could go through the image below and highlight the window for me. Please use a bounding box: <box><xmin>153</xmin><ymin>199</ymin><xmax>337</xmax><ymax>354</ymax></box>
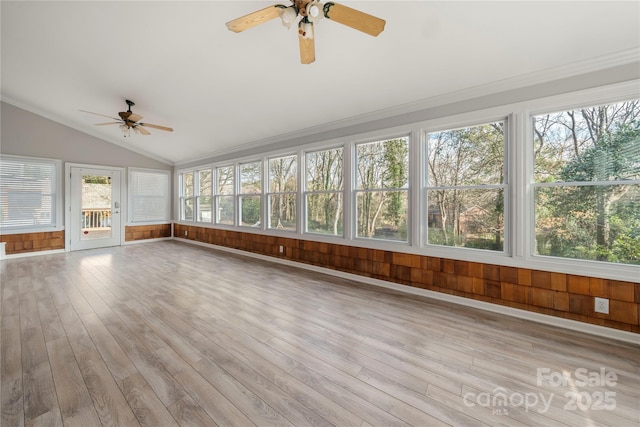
<box><xmin>197</xmin><ymin>169</ymin><xmax>212</xmax><ymax>223</ymax></box>
<box><xmin>425</xmin><ymin>121</ymin><xmax>506</xmax><ymax>251</ymax></box>
<box><xmin>355</xmin><ymin>137</ymin><xmax>409</xmax><ymax>241</ymax></box>
<box><xmin>216</xmin><ymin>165</ymin><xmax>235</xmax><ymax>225</ymax></box>
<box><xmin>0</xmin><ymin>155</ymin><xmax>60</xmax><ymax>230</ymax></box>
<box><xmin>239</xmin><ymin>161</ymin><xmax>262</xmax><ymax>227</ymax></box>
<box><xmin>129</xmin><ymin>169</ymin><xmax>170</xmax><ymax>223</ymax></box>
<box><xmin>533</xmin><ymin>100</ymin><xmax>640</xmax><ymax>265</ymax></box>
<box><xmin>305</xmin><ymin>147</ymin><xmax>343</xmax><ymax>235</ymax></box>
<box><xmin>179</xmin><ymin>171</ymin><xmax>195</xmax><ymax>221</ymax></box>
<box><xmin>268</xmin><ymin>155</ymin><xmax>297</xmax><ymax>231</ymax></box>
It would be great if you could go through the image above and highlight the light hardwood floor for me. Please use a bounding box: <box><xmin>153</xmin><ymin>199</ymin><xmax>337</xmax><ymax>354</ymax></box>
<box><xmin>1</xmin><ymin>241</ymin><xmax>639</xmax><ymax>426</ymax></box>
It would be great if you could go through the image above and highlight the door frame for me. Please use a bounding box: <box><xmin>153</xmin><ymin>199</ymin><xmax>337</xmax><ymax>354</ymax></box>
<box><xmin>65</xmin><ymin>162</ymin><xmax>126</xmax><ymax>252</ymax></box>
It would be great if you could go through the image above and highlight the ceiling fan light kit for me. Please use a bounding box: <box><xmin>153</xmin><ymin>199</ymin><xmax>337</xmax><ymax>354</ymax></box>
<box><xmin>80</xmin><ymin>99</ymin><xmax>173</xmax><ymax>138</ymax></box>
<box><xmin>226</xmin><ymin>1</ymin><xmax>385</xmax><ymax>64</ymax></box>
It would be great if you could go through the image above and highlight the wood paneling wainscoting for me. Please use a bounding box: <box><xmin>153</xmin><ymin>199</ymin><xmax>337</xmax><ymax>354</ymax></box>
<box><xmin>1</xmin><ymin>224</ymin><xmax>171</xmax><ymax>256</ymax></box>
<box><xmin>0</xmin><ymin>231</ymin><xmax>65</xmax><ymax>255</ymax></box>
<box><xmin>125</xmin><ymin>224</ymin><xmax>172</xmax><ymax>242</ymax></box>
<box><xmin>174</xmin><ymin>225</ymin><xmax>640</xmax><ymax>334</ymax></box>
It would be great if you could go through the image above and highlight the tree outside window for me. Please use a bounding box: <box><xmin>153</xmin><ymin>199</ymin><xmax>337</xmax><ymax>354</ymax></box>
<box><xmin>533</xmin><ymin>100</ymin><xmax>640</xmax><ymax>264</ymax></box>
<box><xmin>180</xmin><ymin>171</ymin><xmax>194</xmax><ymax>221</ymax></box>
<box><xmin>239</xmin><ymin>161</ymin><xmax>262</xmax><ymax>227</ymax></box>
<box><xmin>305</xmin><ymin>148</ymin><xmax>343</xmax><ymax>235</ymax></box>
<box><xmin>215</xmin><ymin>165</ymin><xmax>234</xmax><ymax>225</ymax></box>
<box><xmin>268</xmin><ymin>155</ymin><xmax>297</xmax><ymax>231</ymax></box>
<box><xmin>197</xmin><ymin>169</ymin><xmax>212</xmax><ymax>223</ymax></box>
<box><xmin>355</xmin><ymin>137</ymin><xmax>409</xmax><ymax>241</ymax></box>
<box><xmin>426</xmin><ymin>122</ymin><xmax>506</xmax><ymax>251</ymax></box>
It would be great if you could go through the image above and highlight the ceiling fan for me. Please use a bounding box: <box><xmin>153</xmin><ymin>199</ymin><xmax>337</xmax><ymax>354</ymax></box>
<box><xmin>225</xmin><ymin>1</ymin><xmax>385</xmax><ymax>64</ymax></box>
<box><xmin>80</xmin><ymin>100</ymin><xmax>173</xmax><ymax>137</ymax></box>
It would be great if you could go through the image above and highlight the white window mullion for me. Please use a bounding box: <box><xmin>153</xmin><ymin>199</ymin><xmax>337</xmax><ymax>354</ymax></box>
<box><xmin>343</xmin><ymin>141</ymin><xmax>353</xmax><ymax>240</ymax></box>
<box><xmin>410</xmin><ymin>129</ymin><xmax>422</xmax><ymax>247</ymax></box>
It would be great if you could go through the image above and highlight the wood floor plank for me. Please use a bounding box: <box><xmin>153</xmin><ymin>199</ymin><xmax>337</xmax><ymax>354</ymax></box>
<box><xmin>45</xmin><ymin>338</ymin><xmax>101</xmax><ymax>427</ymax></box>
<box><xmin>1</xmin><ymin>241</ymin><xmax>638</xmax><ymax>427</ymax></box>
<box><xmin>18</xmin><ymin>275</ymin><xmax>63</xmax><ymax>426</ymax></box>
<box><xmin>1</xmin><ymin>262</ymin><xmax>24</xmax><ymax>427</ymax></box>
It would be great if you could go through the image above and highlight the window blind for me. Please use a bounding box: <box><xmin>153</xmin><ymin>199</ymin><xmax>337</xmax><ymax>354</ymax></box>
<box><xmin>0</xmin><ymin>155</ymin><xmax>57</xmax><ymax>229</ymax></box>
<box><xmin>129</xmin><ymin>169</ymin><xmax>170</xmax><ymax>222</ymax></box>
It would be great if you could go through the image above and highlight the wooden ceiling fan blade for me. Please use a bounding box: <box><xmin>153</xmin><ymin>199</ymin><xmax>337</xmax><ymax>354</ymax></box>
<box><xmin>298</xmin><ymin>26</ymin><xmax>315</xmax><ymax>64</ymax></box>
<box><xmin>127</xmin><ymin>113</ymin><xmax>143</xmax><ymax>123</ymax></box>
<box><xmin>94</xmin><ymin>122</ymin><xmax>122</xmax><ymax>126</ymax></box>
<box><xmin>80</xmin><ymin>110</ymin><xmax>121</xmax><ymax>121</ymax></box>
<box><xmin>323</xmin><ymin>2</ymin><xmax>385</xmax><ymax>36</ymax></box>
<box><xmin>226</xmin><ymin>5</ymin><xmax>283</xmax><ymax>33</ymax></box>
<box><xmin>134</xmin><ymin>126</ymin><xmax>151</xmax><ymax>136</ymax></box>
<box><xmin>139</xmin><ymin>122</ymin><xmax>173</xmax><ymax>132</ymax></box>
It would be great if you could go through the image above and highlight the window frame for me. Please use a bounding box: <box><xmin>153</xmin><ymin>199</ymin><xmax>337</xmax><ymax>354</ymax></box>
<box><xmin>196</xmin><ymin>167</ymin><xmax>213</xmax><ymax>223</ymax></box>
<box><xmin>528</xmin><ymin>97</ymin><xmax>640</xmax><ymax>267</ymax></box>
<box><xmin>267</xmin><ymin>153</ymin><xmax>298</xmax><ymax>232</ymax></box>
<box><xmin>303</xmin><ymin>145</ymin><xmax>345</xmax><ymax>237</ymax></box>
<box><xmin>0</xmin><ymin>154</ymin><xmax>63</xmax><ymax>233</ymax></box>
<box><xmin>238</xmin><ymin>160</ymin><xmax>263</xmax><ymax>228</ymax></box>
<box><xmin>214</xmin><ymin>164</ymin><xmax>236</xmax><ymax>226</ymax></box>
<box><xmin>178</xmin><ymin>170</ymin><xmax>196</xmax><ymax>222</ymax></box>
<box><xmin>422</xmin><ymin>119</ymin><xmax>509</xmax><ymax>254</ymax></box>
<box><xmin>353</xmin><ymin>135</ymin><xmax>410</xmax><ymax>243</ymax></box>
<box><xmin>170</xmin><ymin>80</ymin><xmax>639</xmax><ymax>282</ymax></box>
<box><xmin>519</xmin><ymin>81</ymin><xmax>640</xmax><ymax>279</ymax></box>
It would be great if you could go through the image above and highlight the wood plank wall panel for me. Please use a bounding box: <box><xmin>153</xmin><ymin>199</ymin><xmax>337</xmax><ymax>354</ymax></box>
<box><xmin>125</xmin><ymin>224</ymin><xmax>172</xmax><ymax>242</ymax></box>
<box><xmin>0</xmin><ymin>231</ymin><xmax>64</xmax><ymax>255</ymax></box>
<box><xmin>174</xmin><ymin>225</ymin><xmax>640</xmax><ymax>333</ymax></box>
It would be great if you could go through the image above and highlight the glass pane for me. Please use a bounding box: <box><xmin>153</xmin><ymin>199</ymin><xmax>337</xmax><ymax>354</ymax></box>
<box><xmin>356</xmin><ymin>190</ymin><xmax>408</xmax><ymax>241</ymax></box>
<box><xmin>182</xmin><ymin>197</ymin><xmax>194</xmax><ymax>222</ymax></box>
<box><xmin>240</xmin><ymin>162</ymin><xmax>261</xmax><ymax>194</ymax></box>
<box><xmin>306</xmin><ymin>192</ymin><xmax>343</xmax><ymax>235</ymax></box>
<box><xmin>535</xmin><ymin>184</ymin><xmax>640</xmax><ymax>265</ymax></box>
<box><xmin>356</xmin><ymin>138</ymin><xmax>408</xmax><ymax>190</ymax></box>
<box><xmin>533</xmin><ymin>100</ymin><xmax>640</xmax><ymax>183</ymax></box>
<box><xmin>240</xmin><ymin>195</ymin><xmax>261</xmax><ymax>226</ymax></box>
<box><xmin>427</xmin><ymin>122</ymin><xmax>504</xmax><ymax>186</ymax></box>
<box><xmin>199</xmin><ymin>169</ymin><xmax>212</xmax><ymax>197</ymax></box>
<box><xmin>426</xmin><ymin>188</ymin><xmax>504</xmax><ymax>251</ymax></box>
<box><xmin>198</xmin><ymin>195</ymin><xmax>212</xmax><ymax>223</ymax></box>
<box><xmin>216</xmin><ymin>195</ymin><xmax>234</xmax><ymax>225</ymax></box>
<box><xmin>269</xmin><ymin>155</ymin><xmax>297</xmax><ymax>193</ymax></box>
<box><xmin>306</xmin><ymin>148</ymin><xmax>343</xmax><ymax>191</ymax></box>
<box><xmin>217</xmin><ymin>166</ymin><xmax>234</xmax><ymax>195</ymax></box>
<box><xmin>81</xmin><ymin>174</ymin><xmax>111</xmax><ymax>240</ymax></box>
<box><xmin>269</xmin><ymin>194</ymin><xmax>296</xmax><ymax>231</ymax></box>
<box><xmin>182</xmin><ymin>172</ymin><xmax>194</xmax><ymax>197</ymax></box>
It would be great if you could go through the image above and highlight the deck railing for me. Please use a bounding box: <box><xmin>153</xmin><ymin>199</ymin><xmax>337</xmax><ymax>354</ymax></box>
<box><xmin>82</xmin><ymin>208</ymin><xmax>111</xmax><ymax>229</ymax></box>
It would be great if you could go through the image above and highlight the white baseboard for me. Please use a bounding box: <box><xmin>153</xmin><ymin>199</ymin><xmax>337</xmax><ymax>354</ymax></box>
<box><xmin>173</xmin><ymin>237</ymin><xmax>640</xmax><ymax>345</ymax></box>
<box><xmin>1</xmin><ymin>248</ymin><xmax>66</xmax><ymax>260</ymax></box>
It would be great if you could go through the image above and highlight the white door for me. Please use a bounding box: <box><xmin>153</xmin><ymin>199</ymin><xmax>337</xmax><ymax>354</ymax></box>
<box><xmin>70</xmin><ymin>167</ymin><xmax>121</xmax><ymax>251</ymax></box>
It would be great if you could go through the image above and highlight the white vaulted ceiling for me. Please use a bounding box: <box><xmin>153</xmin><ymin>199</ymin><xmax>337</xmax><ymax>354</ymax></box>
<box><xmin>2</xmin><ymin>1</ymin><xmax>639</xmax><ymax>165</ymax></box>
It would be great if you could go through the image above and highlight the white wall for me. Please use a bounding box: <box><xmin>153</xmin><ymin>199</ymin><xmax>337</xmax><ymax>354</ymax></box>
<box><xmin>1</xmin><ymin>102</ymin><xmax>171</xmax><ymax>170</ymax></box>
<box><xmin>1</xmin><ymin>102</ymin><xmax>174</xmax><ymax>226</ymax></box>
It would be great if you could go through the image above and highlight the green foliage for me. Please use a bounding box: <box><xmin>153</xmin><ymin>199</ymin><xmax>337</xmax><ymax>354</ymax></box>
<box><xmin>83</xmin><ymin>175</ymin><xmax>110</xmax><ymax>184</ymax></box>
<box><xmin>537</xmin><ymin>118</ymin><xmax>640</xmax><ymax>264</ymax></box>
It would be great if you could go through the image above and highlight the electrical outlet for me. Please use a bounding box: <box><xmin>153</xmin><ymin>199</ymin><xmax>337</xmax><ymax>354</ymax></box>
<box><xmin>594</xmin><ymin>297</ymin><xmax>609</xmax><ymax>314</ymax></box>
<box><xmin>279</xmin><ymin>245</ymin><xmax>284</xmax><ymax>253</ymax></box>
<box><xmin>184</xmin><ymin>230</ymin><xmax>188</xmax><ymax>237</ymax></box>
